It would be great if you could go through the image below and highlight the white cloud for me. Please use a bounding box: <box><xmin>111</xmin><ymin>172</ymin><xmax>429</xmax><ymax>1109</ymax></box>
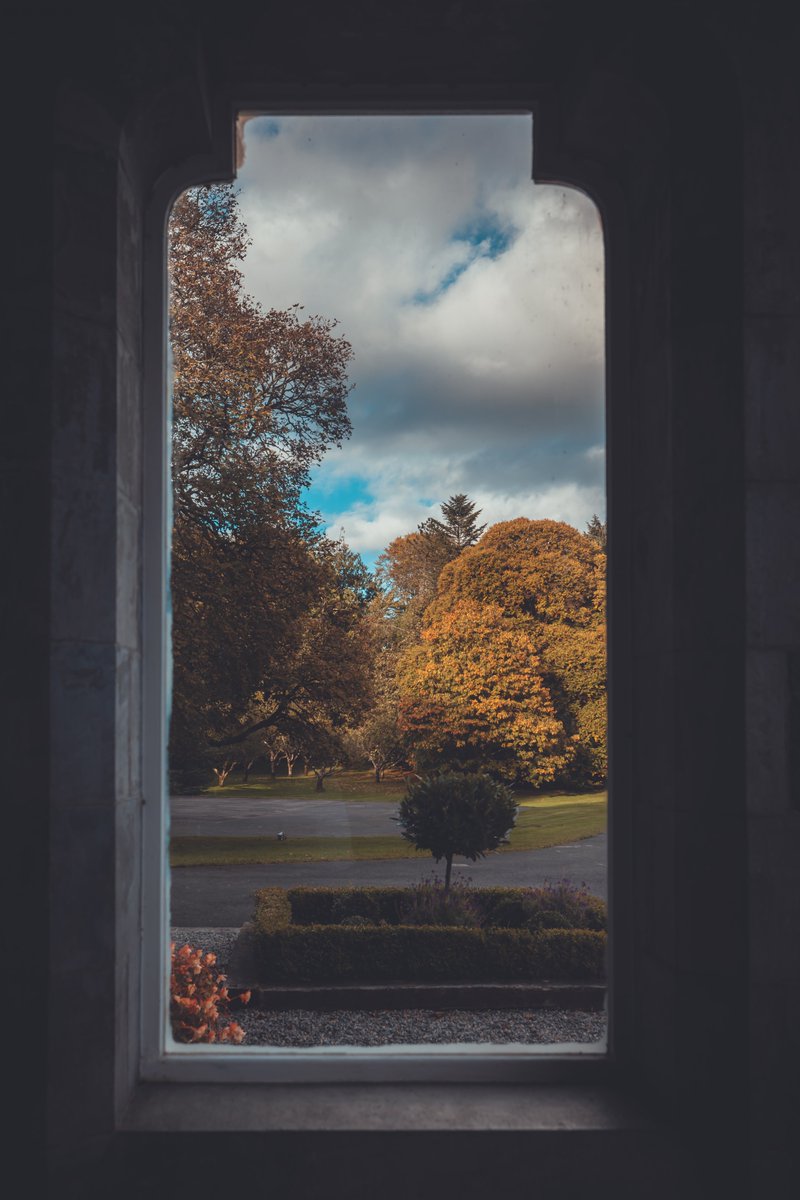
<box><xmin>236</xmin><ymin>114</ymin><xmax>605</xmax><ymax>561</ymax></box>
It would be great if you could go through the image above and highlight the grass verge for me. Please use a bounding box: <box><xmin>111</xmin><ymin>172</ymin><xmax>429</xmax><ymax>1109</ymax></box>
<box><xmin>200</xmin><ymin>768</ymin><xmax>409</xmax><ymax>803</ymax></box>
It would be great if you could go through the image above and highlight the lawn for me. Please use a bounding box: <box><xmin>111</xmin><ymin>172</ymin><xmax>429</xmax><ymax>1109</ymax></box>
<box><xmin>169</xmin><ymin>791</ymin><xmax>607</xmax><ymax>866</ymax></box>
<box><xmin>200</xmin><ymin>767</ymin><xmax>410</xmax><ymax>803</ymax></box>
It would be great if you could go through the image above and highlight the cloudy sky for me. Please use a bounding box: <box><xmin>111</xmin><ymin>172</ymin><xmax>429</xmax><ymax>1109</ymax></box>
<box><xmin>237</xmin><ymin>114</ymin><xmax>605</xmax><ymax>568</ymax></box>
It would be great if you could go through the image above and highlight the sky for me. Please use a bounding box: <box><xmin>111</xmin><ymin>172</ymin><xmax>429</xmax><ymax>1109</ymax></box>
<box><xmin>236</xmin><ymin>114</ymin><xmax>605</xmax><ymax>570</ymax></box>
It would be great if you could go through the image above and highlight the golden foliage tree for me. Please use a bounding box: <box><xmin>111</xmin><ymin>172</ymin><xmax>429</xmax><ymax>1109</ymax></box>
<box><xmin>399</xmin><ymin>599</ymin><xmax>570</xmax><ymax>785</ymax></box>
<box><xmin>399</xmin><ymin>519</ymin><xmax>606</xmax><ymax>788</ymax></box>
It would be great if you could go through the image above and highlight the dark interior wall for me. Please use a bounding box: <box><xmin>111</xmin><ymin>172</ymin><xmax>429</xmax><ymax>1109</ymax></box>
<box><xmin>5</xmin><ymin>2</ymin><xmax>798</xmax><ymax>1196</ymax></box>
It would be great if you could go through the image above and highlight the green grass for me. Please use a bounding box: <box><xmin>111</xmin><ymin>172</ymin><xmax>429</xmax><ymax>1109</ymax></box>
<box><xmin>169</xmin><ymin>792</ymin><xmax>607</xmax><ymax>867</ymax></box>
<box><xmin>200</xmin><ymin>767</ymin><xmax>409</xmax><ymax>803</ymax></box>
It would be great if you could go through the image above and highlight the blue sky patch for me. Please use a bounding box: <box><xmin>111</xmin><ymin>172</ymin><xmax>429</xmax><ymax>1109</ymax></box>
<box><xmin>452</xmin><ymin>216</ymin><xmax>514</xmax><ymax>259</ymax></box>
<box><xmin>253</xmin><ymin>118</ymin><xmax>281</xmax><ymax>139</ymax></box>
<box><xmin>304</xmin><ymin>472</ymin><xmax>374</xmax><ymax>522</ymax></box>
<box><xmin>411</xmin><ymin>213</ymin><xmax>515</xmax><ymax>305</ymax></box>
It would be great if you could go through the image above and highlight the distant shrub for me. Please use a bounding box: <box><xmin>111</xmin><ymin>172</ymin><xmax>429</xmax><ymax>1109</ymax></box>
<box><xmin>170</xmin><ymin>943</ymin><xmax>250</xmax><ymax>1044</ymax></box>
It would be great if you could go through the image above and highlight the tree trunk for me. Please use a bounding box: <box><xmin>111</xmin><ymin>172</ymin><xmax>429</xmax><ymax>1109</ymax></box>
<box><xmin>444</xmin><ymin>853</ymin><xmax>453</xmax><ymax>891</ymax></box>
<box><xmin>374</xmin><ymin>765</ymin><xmax>382</xmax><ymax>784</ymax></box>
<box><xmin>286</xmin><ymin>759</ymin><xmax>293</xmax><ymax>777</ymax></box>
<box><xmin>315</xmin><ymin>774</ymin><xmax>324</xmax><ymax>792</ymax></box>
<box><xmin>213</xmin><ymin>761</ymin><xmax>237</xmax><ymax>787</ymax></box>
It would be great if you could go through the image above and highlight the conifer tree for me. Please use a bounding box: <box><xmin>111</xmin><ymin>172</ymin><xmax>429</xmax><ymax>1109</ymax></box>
<box><xmin>418</xmin><ymin>494</ymin><xmax>486</xmax><ymax>552</ymax></box>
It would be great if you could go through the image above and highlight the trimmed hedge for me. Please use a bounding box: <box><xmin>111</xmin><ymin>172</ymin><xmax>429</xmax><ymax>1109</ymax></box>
<box><xmin>278</xmin><ymin>884</ymin><xmax>607</xmax><ymax>931</ymax></box>
<box><xmin>248</xmin><ymin>924</ymin><xmax>605</xmax><ymax>985</ymax></box>
<box><xmin>254</xmin><ymin>888</ymin><xmax>292</xmax><ymax>934</ymax></box>
<box><xmin>251</xmin><ymin>887</ymin><xmax>606</xmax><ymax>984</ymax></box>
<box><xmin>286</xmin><ymin>887</ymin><xmax>410</xmax><ymax>927</ymax></box>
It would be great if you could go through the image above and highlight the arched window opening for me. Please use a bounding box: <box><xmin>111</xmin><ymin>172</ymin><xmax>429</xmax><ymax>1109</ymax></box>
<box><xmin>164</xmin><ymin>112</ymin><xmax>607</xmax><ymax>1059</ymax></box>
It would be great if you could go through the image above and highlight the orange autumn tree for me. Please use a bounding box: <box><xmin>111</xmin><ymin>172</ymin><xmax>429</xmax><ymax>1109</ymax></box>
<box><xmin>398</xmin><ymin>599</ymin><xmax>570</xmax><ymax>784</ymax></box>
<box><xmin>399</xmin><ymin>518</ymin><xmax>606</xmax><ymax>788</ymax></box>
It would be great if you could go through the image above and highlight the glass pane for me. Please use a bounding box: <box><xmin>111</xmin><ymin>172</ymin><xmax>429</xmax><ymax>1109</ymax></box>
<box><xmin>168</xmin><ymin>114</ymin><xmax>607</xmax><ymax>1053</ymax></box>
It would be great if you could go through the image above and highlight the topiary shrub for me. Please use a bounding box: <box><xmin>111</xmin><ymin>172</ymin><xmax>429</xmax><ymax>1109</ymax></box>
<box><xmin>395</xmin><ymin>772</ymin><xmax>518</xmax><ymax>889</ymax></box>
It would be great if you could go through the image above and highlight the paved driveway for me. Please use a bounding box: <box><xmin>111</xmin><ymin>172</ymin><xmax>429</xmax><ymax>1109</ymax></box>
<box><xmin>170</xmin><ymin>795</ymin><xmax>401</xmax><ymax>838</ymax></box>
<box><xmin>170</xmin><ymin>833</ymin><xmax>607</xmax><ymax>926</ymax></box>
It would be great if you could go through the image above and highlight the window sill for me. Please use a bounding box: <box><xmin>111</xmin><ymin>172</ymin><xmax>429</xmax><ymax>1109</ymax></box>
<box><xmin>121</xmin><ymin>1076</ymin><xmax>653</xmax><ymax>1134</ymax></box>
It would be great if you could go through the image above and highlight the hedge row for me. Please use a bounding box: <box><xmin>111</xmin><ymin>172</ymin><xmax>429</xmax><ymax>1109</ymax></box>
<box><xmin>246</xmin><ymin>923</ymin><xmax>606</xmax><ymax>985</ymax></box>
<box><xmin>277</xmin><ymin>885</ymin><xmax>607</xmax><ymax>931</ymax></box>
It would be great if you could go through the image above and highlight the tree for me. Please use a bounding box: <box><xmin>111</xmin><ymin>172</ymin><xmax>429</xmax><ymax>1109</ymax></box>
<box><xmin>418</xmin><ymin>493</ymin><xmax>486</xmax><ymax>552</ymax></box>
<box><xmin>211</xmin><ymin>759</ymin><xmax>238</xmax><ymax>787</ymax></box>
<box><xmin>398</xmin><ymin>599</ymin><xmax>570</xmax><ymax>785</ymax></box>
<box><xmin>167</xmin><ymin>183</ymin><xmax>356</xmax><ymax>775</ymax></box>
<box><xmin>303</xmin><ymin>722</ymin><xmax>346</xmax><ymax>792</ymax></box>
<box><xmin>395</xmin><ymin>772</ymin><xmax>517</xmax><ymax>889</ymax></box>
<box><xmin>585</xmin><ymin>513</ymin><xmax>607</xmax><ymax>549</ymax></box>
<box><xmin>260</xmin><ymin>727</ymin><xmax>283</xmax><ymax>778</ymax></box>
<box><xmin>277</xmin><ymin>731</ymin><xmax>304</xmax><ymax>777</ymax></box>
<box><xmin>376</xmin><ymin>529</ymin><xmax>454</xmax><ymax>609</ymax></box>
<box><xmin>345</xmin><ymin>707</ymin><xmax>408</xmax><ymax>783</ymax></box>
<box><xmin>401</xmin><ymin>519</ymin><xmax>607</xmax><ymax>788</ymax></box>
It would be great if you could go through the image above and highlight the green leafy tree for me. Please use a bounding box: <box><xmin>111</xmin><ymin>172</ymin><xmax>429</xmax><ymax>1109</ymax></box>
<box><xmin>395</xmin><ymin>772</ymin><xmax>518</xmax><ymax>889</ymax></box>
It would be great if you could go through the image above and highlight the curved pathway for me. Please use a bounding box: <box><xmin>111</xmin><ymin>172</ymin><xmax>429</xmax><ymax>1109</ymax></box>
<box><xmin>170</xmin><ymin>833</ymin><xmax>607</xmax><ymax>926</ymax></box>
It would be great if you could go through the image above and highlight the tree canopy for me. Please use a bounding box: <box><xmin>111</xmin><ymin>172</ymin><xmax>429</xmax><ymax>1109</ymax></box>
<box><xmin>398</xmin><ymin>599</ymin><xmax>570</xmax><ymax>785</ymax></box>
<box><xmin>168</xmin><ymin>185</ymin><xmax>367</xmax><ymax>781</ymax></box>
<box><xmin>398</xmin><ymin>518</ymin><xmax>607</xmax><ymax>787</ymax></box>
<box><xmin>396</xmin><ymin>772</ymin><xmax>518</xmax><ymax>888</ymax></box>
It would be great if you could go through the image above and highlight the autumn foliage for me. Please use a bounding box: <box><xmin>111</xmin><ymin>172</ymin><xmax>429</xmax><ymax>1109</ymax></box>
<box><xmin>170</xmin><ymin>943</ymin><xmax>250</xmax><ymax>1044</ymax></box>
<box><xmin>399</xmin><ymin>518</ymin><xmax>606</xmax><ymax>787</ymax></box>
<box><xmin>398</xmin><ymin>599</ymin><xmax>569</xmax><ymax>784</ymax></box>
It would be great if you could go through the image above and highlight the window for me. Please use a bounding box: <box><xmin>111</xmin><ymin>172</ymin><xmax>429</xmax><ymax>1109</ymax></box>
<box><xmin>145</xmin><ymin>111</ymin><xmax>610</xmax><ymax>1078</ymax></box>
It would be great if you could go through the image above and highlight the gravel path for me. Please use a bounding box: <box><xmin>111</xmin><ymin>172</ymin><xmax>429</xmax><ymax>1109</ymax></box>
<box><xmin>171</xmin><ymin>927</ymin><xmax>607</xmax><ymax>1048</ymax></box>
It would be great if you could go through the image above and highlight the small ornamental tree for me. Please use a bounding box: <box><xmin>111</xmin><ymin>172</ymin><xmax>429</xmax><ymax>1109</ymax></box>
<box><xmin>396</xmin><ymin>772</ymin><xmax>518</xmax><ymax>889</ymax></box>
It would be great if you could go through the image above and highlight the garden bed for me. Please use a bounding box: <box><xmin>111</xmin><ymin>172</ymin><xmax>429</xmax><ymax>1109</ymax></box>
<box><xmin>241</xmin><ymin>883</ymin><xmax>607</xmax><ymax>986</ymax></box>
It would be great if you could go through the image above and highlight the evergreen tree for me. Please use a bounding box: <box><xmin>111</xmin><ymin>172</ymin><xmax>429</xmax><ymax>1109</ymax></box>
<box><xmin>418</xmin><ymin>493</ymin><xmax>486</xmax><ymax>551</ymax></box>
<box><xmin>585</xmin><ymin>513</ymin><xmax>607</xmax><ymax>548</ymax></box>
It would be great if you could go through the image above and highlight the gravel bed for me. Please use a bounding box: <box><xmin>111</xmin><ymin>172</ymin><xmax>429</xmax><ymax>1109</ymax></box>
<box><xmin>172</xmin><ymin>928</ymin><xmax>606</xmax><ymax>1048</ymax></box>
<box><xmin>171</xmin><ymin>927</ymin><xmax>240</xmax><ymax>973</ymax></box>
<box><xmin>234</xmin><ymin>1007</ymin><xmax>606</xmax><ymax>1047</ymax></box>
